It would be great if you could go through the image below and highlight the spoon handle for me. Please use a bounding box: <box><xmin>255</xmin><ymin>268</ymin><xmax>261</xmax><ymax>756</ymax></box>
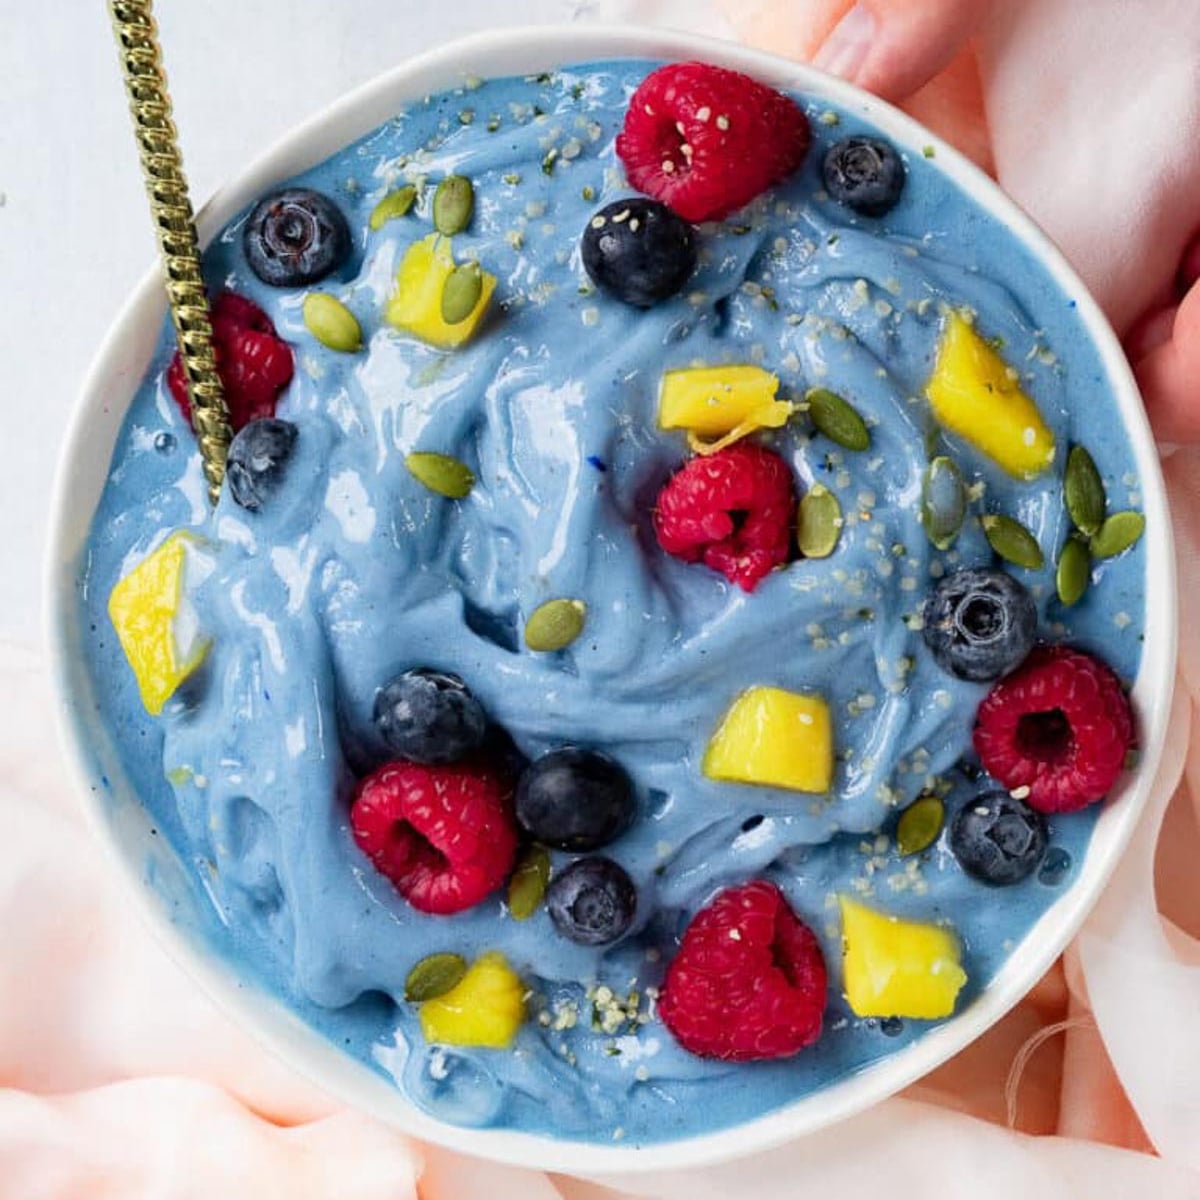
<box><xmin>109</xmin><ymin>0</ymin><xmax>231</xmax><ymax>505</ymax></box>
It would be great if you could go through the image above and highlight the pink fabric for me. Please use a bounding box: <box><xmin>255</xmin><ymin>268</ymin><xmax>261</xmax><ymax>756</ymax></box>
<box><xmin>6</xmin><ymin>1</ymin><xmax>1200</xmax><ymax>1193</ymax></box>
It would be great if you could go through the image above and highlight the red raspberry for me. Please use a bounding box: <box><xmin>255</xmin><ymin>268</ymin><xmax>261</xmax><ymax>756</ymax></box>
<box><xmin>653</xmin><ymin>442</ymin><xmax>795</xmax><ymax>592</ymax></box>
<box><xmin>973</xmin><ymin>645</ymin><xmax>1135</xmax><ymax>814</ymax></box>
<box><xmin>350</xmin><ymin>759</ymin><xmax>518</xmax><ymax>915</ymax></box>
<box><xmin>659</xmin><ymin>880</ymin><xmax>826</xmax><ymax>1061</ymax></box>
<box><xmin>167</xmin><ymin>292</ymin><xmax>294</xmax><ymax>432</ymax></box>
<box><xmin>616</xmin><ymin>62</ymin><xmax>810</xmax><ymax>223</ymax></box>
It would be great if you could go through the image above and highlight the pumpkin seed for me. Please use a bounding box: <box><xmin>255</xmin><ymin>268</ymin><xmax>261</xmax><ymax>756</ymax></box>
<box><xmin>982</xmin><ymin>513</ymin><xmax>1044</xmax><ymax>570</ymax></box>
<box><xmin>1056</xmin><ymin>536</ymin><xmax>1091</xmax><ymax>607</ymax></box>
<box><xmin>302</xmin><ymin>292</ymin><xmax>361</xmax><ymax>352</ymax></box>
<box><xmin>896</xmin><ymin>794</ymin><xmax>944</xmax><ymax>857</ymax></box>
<box><xmin>368</xmin><ymin>184</ymin><xmax>417</xmax><ymax>231</ymax></box>
<box><xmin>405</xmin><ymin>451</ymin><xmax>475</xmax><ymax>499</ymax></box>
<box><xmin>404</xmin><ymin>952</ymin><xmax>467</xmax><ymax>1003</ymax></box>
<box><xmin>921</xmin><ymin>456</ymin><xmax>966</xmax><ymax>549</ymax></box>
<box><xmin>525</xmin><ymin>598</ymin><xmax>586</xmax><ymax>652</ymax></box>
<box><xmin>433</xmin><ymin>175</ymin><xmax>474</xmax><ymax>235</ymax></box>
<box><xmin>440</xmin><ymin>263</ymin><xmax>484</xmax><ymax>325</ymax></box>
<box><xmin>806</xmin><ymin>387</ymin><xmax>870</xmax><ymax>451</ymax></box>
<box><xmin>508</xmin><ymin>844</ymin><xmax>550</xmax><ymax>920</ymax></box>
<box><xmin>1064</xmin><ymin>444</ymin><xmax>1105</xmax><ymax>536</ymax></box>
<box><xmin>1091</xmin><ymin>510</ymin><xmax>1145</xmax><ymax>559</ymax></box>
<box><xmin>797</xmin><ymin>484</ymin><xmax>843</xmax><ymax>558</ymax></box>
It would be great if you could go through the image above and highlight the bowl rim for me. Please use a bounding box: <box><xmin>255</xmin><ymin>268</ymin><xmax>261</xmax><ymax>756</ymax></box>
<box><xmin>45</xmin><ymin>22</ymin><xmax>1178</xmax><ymax>1177</ymax></box>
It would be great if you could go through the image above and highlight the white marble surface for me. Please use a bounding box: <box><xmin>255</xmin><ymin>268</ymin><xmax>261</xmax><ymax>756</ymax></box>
<box><xmin>1</xmin><ymin>0</ymin><xmax>734</xmax><ymax>647</ymax></box>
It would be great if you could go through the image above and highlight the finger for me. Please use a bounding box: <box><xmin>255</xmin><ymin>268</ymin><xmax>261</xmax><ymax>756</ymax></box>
<box><xmin>814</xmin><ymin>0</ymin><xmax>987</xmax><ymax>102</ymax></box>
<box><xmin>1178</xmin><ymin>230</ymin><xmax>1200</xmax><ymax>292</ymax></box>
<box><xmin>1134</xmin><ymin>280</ymin><xmax>1200</xmax><ymax>446</ymax></box>
<box><xmin>1125</xmin><ymin>304</ymin><xmax>1178</xmax><ymax>362</ymax></box>
<box><xmin>721</xmin><ymin>0</ymin><xmax>852</xmax><ymax>65</ymax></box>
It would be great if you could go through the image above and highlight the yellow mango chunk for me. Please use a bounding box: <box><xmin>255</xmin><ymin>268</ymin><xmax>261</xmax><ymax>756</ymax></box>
<box><xmin>419</xmin><ymin>951</ymin><xmax>525</xmax><ymax>1049</ymax></box>
<box><xmin>659</xmin><ymin>365</ymin><xmax>794</xmax><ymax>455</ymax></box>
<box><xmin>385</xmin><ymin>234</ymin><xmax>496</xmax><ymax>348</ymax></box>
<box><xmin>703</xmin><ymin>687</ymin><xmax>833</xmax><ymax>794</ymax></box>
<box><xmin>840</xmin><ymin>896</ymin><xmax>967</xmax><ymax>1019</ymax></box>
<box><xmin>926</xmin><ymin>313</ymin><xmax>1056</xmax><ymax>478</ymax></box>
<box><xmin>107</xmin><ymin>531</ymin><xmax>212</xmax><ymax>716</ymax></box>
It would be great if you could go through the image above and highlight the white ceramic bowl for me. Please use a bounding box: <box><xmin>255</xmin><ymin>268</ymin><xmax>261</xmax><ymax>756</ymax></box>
<box><xmin>47</xmin><ymin>24</ymin><xmax>1177</xmax><ymax>1177</ymax></box>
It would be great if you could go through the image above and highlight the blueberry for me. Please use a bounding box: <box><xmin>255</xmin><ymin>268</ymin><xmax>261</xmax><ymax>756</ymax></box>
<box><xmin>822</xmin><ymin>137</ymin><xmax>906</xmax><ymax>217</ymax></box>
<box><xmin>244</xmin><ymin>187</ymin><xmax>351</xmax><ymax>287</ymax></box>
<box><xmin>581</xmin><ymin>199</ymin><xmax>696</xmax><ymax>308</ymax></box>
<box><xmin>951</xmin><ymin>789</ymin><xmax>1047</xmax><ymax>885</ymax></box>
<box><xmin>923</xmin><ymin>568</ymin><xmax>1037</xmax><ymax>681</ymax></box>
<box><xmin>515</xmin><ymin>748</ymin><xmax>635</xmax><ymax>851</ymax></box>
<box><xmin>546</xmin><ymin>857</ymin><xmax>637</xmax><ymax>945</ymax></box>
<box><xmin>1038</xmin><ymin>846</ymin><xmax>1072</xmax><ymax>887</ymax></box>
<box><xmin>373</xmin><ymin>669</ymin><xmax>488</xmax><ymax>765</ymax></box>
<box><xmin>226</xmin><ymin>418</ymin><xmax>298</xmax><ymax>511</ymax></box>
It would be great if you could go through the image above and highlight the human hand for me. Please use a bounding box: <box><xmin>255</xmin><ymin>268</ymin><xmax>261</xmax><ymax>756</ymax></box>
<box><xmin>1126</xmin><ymin>237</ymin><xmax>1200</xmax><ymax>446</ymax></box>
<box><xmin>729</xmin><ymin>0</ymin><xmax>992</xmax><ymax>167</ymax></box>
<box><xmin>806</xmin><ymin>0</ymin><xmax>986</xmax><ymax>103</ymax></box>
<box><xmin>726</xmin><ymin>0</ymin><xmax>1200</xmax><ymax>447</ymax></box>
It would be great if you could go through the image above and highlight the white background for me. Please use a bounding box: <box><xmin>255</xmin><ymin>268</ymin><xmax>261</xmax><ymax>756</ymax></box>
<box><xmin>0</xmin><ymin>0</ymin><xmax>733</xmax><ymax>647</ymax></box>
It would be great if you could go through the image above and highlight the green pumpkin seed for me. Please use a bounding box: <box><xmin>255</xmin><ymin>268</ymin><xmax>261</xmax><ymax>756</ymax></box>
<box><xmin>921</xmin><ymin>456</ymin><xmax>966</xmax><ymax>549</ymax></box>
<box><xmin>1091</xmin><ymin>510</ymin><xmax>1145</xmax><ymax>559</ymax></box>
<box><xmin>982</xmin><ymin>514</ymin><xmax>1044</xmax><ymax>570</ymax></box>
<box><xmin>440</xmin><ymin>263</ymin><xmax>484</xmax><ymax>325</ymax></box>
<box><xmin>405</xmin><ymin>451</ymin><xmax>475</xmax><ymax>499</ymax></box>
<box><xmin>1064</xmin><ymin>445</ymin><xmax>1105</xmax><ymax>536</ymax></box>
<box><xmin>797</xmin><ymin>484</ymin><xmax>843</xmax><ymax>558</ymax></box>
<box><xmin>433</xmin><ymin>175</ymin><xmax>474</xmax><ymax>235</ymax></box>
<box><xmin>525</xmin><ymin>598</ymin><xmax>586</xmax><ymax>652</ymax></box>
<box><xmin>404</xmin><ymin>953</ymin><xmax>467</xmax><ymax>1003</ymax></box>
<box><xmin>896</xmin><ymin>794</ymin><xmax>944</xmax><ymax>857</ymax></box>
<box><xmin>302</xmin><ymin>292</ymin><xmax>361</xmax><ymax>353</ymax></box>
<box><xmin>508</xmin><ymin>844</ymin><xmax>551</xmax><ymax>920</ymax></box>
<box><xmin>1056</xmin><ymin>536</ymin><xmax>1091</xmax><ymax>607</ymax></box>
<box><xmin>806</xmin><ymin>387</ymin><xmax>870</xmax><ymax>451</ymax></box>
<box><xmin>368</xmin><ymin>184</ymin><xmax>417</xmax><ymax>231</ymax></box>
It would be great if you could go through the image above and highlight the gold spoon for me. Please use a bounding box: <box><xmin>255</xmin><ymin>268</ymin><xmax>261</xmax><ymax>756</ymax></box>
<box><xmin>109</xmin><ymin>0</ymin><xmax>231</xmax><ymax>505</ymax></box>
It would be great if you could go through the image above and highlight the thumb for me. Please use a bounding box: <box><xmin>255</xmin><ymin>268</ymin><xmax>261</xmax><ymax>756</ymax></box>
<box><xmin>813</xmin><ymin>0</ymin><xmax>986</xmax><ymax>102</ymax></box>
<box><xmin>1133</xmin><ymin>280</ymin><xmax>1200</xmax><ymax>447</ymax></box>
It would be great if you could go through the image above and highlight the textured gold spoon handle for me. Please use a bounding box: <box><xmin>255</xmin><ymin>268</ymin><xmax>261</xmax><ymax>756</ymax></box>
<box><xmin>109</xmin><ymin>0</ymin><xmax>231</xmax><ymax>506</ymax></box>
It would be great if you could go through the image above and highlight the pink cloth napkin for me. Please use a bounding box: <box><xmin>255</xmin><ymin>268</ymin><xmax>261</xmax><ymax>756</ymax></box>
<box><xmin>5</xmin><ymin>1</ymin><xmax>1200</xmax><ymax>1194</ymax></box>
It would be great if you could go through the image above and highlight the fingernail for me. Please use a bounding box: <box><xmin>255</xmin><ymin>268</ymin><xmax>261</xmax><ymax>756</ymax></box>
<box><xmin>813</xmin><ymin>3</ymin><xmax>876</xmax><ymax>82</ymax></box>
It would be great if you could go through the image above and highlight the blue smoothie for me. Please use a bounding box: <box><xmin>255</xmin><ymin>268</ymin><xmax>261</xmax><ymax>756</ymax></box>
<box><xmin>75</xmin><ymin>60</ymin><xmax>1147</xmax><ymax>1145</ymax></box>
